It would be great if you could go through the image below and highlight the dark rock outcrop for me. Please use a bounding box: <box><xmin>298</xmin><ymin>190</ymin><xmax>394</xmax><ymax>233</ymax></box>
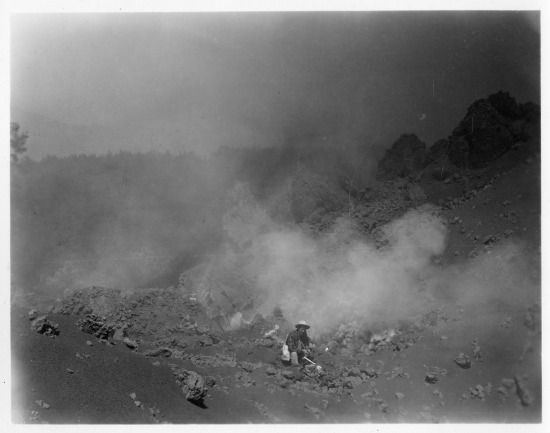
<box><xmin>31</xmin><ymin>315</ymin><xmax>60</xmax><ymax>337</ymax></box>
<box><xmin>76</xmin><ymin>314</ymin><xmax>115</xmax><ymax>340</ymax></box>
<box><xmin>448</xmin><ymin>91</ymin><xmax>539</xmax><ymax>168</ymax></box>
<box><xmin>377</xmin><ymin>134</ymin><xmax>427</xmax><ymax>180</ymax></box>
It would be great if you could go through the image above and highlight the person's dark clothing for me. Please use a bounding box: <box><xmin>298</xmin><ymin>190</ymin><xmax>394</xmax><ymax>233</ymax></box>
<box><xmin>286</xmin><ymin>329</ymin><xmax>310</xmax><ymax>354</ymax></box>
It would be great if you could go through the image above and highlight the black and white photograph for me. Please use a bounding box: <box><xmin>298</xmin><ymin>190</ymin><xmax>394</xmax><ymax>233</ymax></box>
<box><xmin>5</xmin><ymin>2</ymin><xmax>544</xmax><ymax>426</ymax></box>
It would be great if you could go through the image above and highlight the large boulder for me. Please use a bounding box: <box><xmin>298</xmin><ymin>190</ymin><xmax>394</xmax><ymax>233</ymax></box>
<box><xmin>173</xmin><ymin>369</ymin><xmax>208</xmax><ymax>403</ymax></box>
<box><xmin>377</xmin><ymin>134</ymin><xmax>427</xmax><ymax>180</ymax></box>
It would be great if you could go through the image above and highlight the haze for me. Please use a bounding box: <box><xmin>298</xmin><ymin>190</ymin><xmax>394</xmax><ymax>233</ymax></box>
<box><xmin>11</xmin><ymin>12</ymin><xmax>540</xmax><ymax>159</ymax></box>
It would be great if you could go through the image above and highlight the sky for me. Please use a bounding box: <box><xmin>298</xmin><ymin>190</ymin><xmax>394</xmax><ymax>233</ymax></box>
<box><xmin>10</xmin><ymin>11</ymin><xmax>540</xmax><ymax>159</ymax></box>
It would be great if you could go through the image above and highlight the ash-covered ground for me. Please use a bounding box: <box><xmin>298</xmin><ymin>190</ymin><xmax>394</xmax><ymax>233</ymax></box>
<box><xmin>11</xmin><ymin>91</ymin><xmax>541</xmax><ymax>423</ymax></box>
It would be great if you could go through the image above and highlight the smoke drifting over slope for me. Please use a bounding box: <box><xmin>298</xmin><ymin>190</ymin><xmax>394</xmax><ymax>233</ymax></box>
<box><xmin>251</xmin><ymin>207</ymin><xmax>446</xmax><ymax>331</ymax></box>
<box><xmin>185</xmin><ymin>188</ymin><xmax>538</xmax><ymax>335</ymax></box>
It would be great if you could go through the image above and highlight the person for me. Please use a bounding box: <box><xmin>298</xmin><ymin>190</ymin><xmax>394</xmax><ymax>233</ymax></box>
<box><xmin>286</xmin><ymin>320</ymin><xmax>314</xmax><ymax>366</ymax></box>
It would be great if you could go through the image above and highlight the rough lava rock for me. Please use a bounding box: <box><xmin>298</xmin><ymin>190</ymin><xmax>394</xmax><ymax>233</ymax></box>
<box><xmin>30</xmin><ymin>315</ymin><xmax>59</xmax><ymax>336</ymax></box>
<box><xmin>454</xmin><ymin>352</ymin><xmax>472</xmax><ymax>369</ymax></box>
<box><xmin>172</xmin><ymin>368</ymin><xmax>208</xmax><ymax>403</ymax></box>
<box><xmin>76</xmin><ymin>314</ymin><xmax>115</xmax><ymax>340</ymax></box>
<box><xmin>377</xmin><ymin>134</ymin><xmax>427</xmax><ymax>180</ymax></box>
<box><xmin>448</xmin><ymin>91</ymin><xmax>539</xmax><ymax>168</ymax></box>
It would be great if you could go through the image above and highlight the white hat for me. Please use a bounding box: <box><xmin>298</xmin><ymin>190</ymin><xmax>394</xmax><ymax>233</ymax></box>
<box><xmin>296</xmin><ymin>320</ymin><xmax>310</xmax><ymax>329</ymax></box>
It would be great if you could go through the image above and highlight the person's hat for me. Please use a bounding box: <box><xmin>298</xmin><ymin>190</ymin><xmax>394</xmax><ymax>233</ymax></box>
<box><xmin>295</xmin><ymin>320</ymin><xmax>310</xmax><ymax>329</ymax></box>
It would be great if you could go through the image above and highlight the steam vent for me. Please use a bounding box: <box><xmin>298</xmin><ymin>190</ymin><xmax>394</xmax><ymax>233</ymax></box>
<box><xmin>10</xmin><ymin>10</ymin><xmax>541</xmax><ymax>425</ymax></box>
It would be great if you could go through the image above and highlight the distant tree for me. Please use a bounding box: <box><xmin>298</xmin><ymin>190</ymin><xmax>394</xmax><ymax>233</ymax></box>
<box><xmin>11</xmin><ymin>122</ymin><xmax>28</xmax><ymax>163</ymax></box>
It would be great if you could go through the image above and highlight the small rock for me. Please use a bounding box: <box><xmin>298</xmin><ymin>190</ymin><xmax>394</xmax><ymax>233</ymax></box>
<box><xmin>454</xmin><ymin>352</ymin><xmax>472</xmax><ymax>369</ymax></box>
<box><xmin>129</xmin><ymin>392</ymin><xmax>137</xmax><ymax>400</ymax></box>
<box><xmin>35</xmin><ymin>400</ymin><xmax>50</xmax><ymax>409</ymax></box>
<box><xmin>123</xmin><ymin>337</ymin><xmax>138</xmax><ymax>350</ymax></box>
<box><xmin>266</xmin><ymin>366</ymin><xmax>278</xmax><ymax>376</ymax></box>
<box><xmin>281</xmin><ymin>370</ymin><xmax>295</xmax><ymax>380</ymax></box>
<box><xmin>304</xmin><ymin>403</ymin><xmax>324</xmax><ymax>420</ymax></box>
<box><xmin>151</xmin><ymin>361</ymin><xmax>161</xmax><ymax>367</ymax></box>
<box><xmin>28</xmin><ymin>309</ymin><xmax>38</xmax><ymax>321</ymax></box>
<box><xmin>497</xmin><ymin>386</ymin><xmax>508</xmax><ymax>400</ymax></box>
<box><xmin>483</xmin><ymin>234</ymin><xmax>497</xmax><ymax>245</ymax></box>
<box><xmin>472</xmin><ymin>339</ymin><xmax>482</xmax><ymax>361</ymax></box>
<box><xmin>433</xmin><ymin>389</ymin><xmax>443</xmax><ymax>399</ymax></box>
<box><xmin>86</xmin><ymin>340</ymin><xmax>93</xmax><ymax>346</ymax></box>
<box><xmin>66</xmin><ymin>368</ymin><xmax>75</xmax><ymax>374</ymax></box>
<box><xmin>514</xmin><ymin>375</ymin><xmax>533</xmax><ymax>406</ymax></box>
<box><xmin>240</xmin><ymin>361</ymin><xmax>256</xmax><ymax>372</ymax></box>
<box><xmin>425</xmin><ymin>373</ymin><xmax>439</xmax><ymax>384</ymax></box>
<box><xmin>347</xmin><ymin>367</ymin><xmax>362</xmax><ymax>377</ymax></box>
<box><xmin>198</xmin><ymin>335</ymin><xmax>214</xmax><ymax>347</ymax></box>
<box><xmin>468</xmin><ymin>383</ymin><xmax>491</xmax><ymax>400</ymax></box>
<box><xmin>134</xmin><ymin>400</ymin><xmax>142</xmax><ymax>407</ymax></box>
<box><xmin>144</xmin><ymin>347</ymin><xmax>172</xmax><ymax>357</ymax></box>
<box><xmin>395</xmin><ymin>392</ymin><xmax>405</xmax><ymax>400</ymax></box>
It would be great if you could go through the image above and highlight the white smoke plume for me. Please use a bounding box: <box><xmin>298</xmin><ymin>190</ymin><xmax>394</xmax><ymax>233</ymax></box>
<box><xmin>187</xmin><ymin>185</ymin><xmax>538</xmax><ymax>337</ymax></box>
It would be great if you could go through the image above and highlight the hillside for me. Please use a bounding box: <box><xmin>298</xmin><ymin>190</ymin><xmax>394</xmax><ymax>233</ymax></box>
<box><xmin>11</xmin><ymin>91</ymin><xmax>541</xmax><ymax>423</ymax></box>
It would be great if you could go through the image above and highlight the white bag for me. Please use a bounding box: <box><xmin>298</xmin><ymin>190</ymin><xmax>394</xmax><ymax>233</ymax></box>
<box><xmin>281</xmin><ymin>343</ymin><xmax>290</xmax><ymax>361</ymax></box>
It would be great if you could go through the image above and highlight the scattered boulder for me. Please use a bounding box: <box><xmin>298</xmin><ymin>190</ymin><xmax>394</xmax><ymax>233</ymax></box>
<box><xmin>514</xmin><ymin>375</ymin><xmax>533</xmax><ymax>406</ymax></box>
<box><xmin>76</xmin><ymin>314</ymin><xmax>115</xmax><ymax>340</ymax></box>
<box><xmin>31</xmin><ymin>316</ymin><xmax>59</xmax><ymax>337</ymax></box>
<box><xmin>471</xmin><ymin>339</ymin><xmax>482</xmax><ymax>361</ymax></box>
<box><xmin>123</xmin><ymin>337</ymin><xmax>138</xmax><ymax>350</ymax></box>
<box><xmin>173</xmin><ymin>369</ymin><xmax>208</xmax><ymax>403</ymax></box>
<box><xmin>425</xmin><ymin>373</ymin><xmax>439</xmax><ymax>384</ymax></box>
<box><xmin>35</xmin><ymin>400</ymin><xmax>50</xmax><ymax>409</ymax></box>
<box><xmin>265</xmin><ymin>366</ymin><xmax>278</xmax><ymax>376</ymax></box>
<box><xmin>454</xmin><ymin>352</ymin><xmax>472</xmax><ymax>369</ymax></box>
<box><xmin>198</xmin><ymin>335</ymin><xmax>214</xmax><ymax>347</ymax></box>
<box><xmin>239</xmin><ymin>361</ymin><xmax>258</xmax><ymax>373</ymax></box>
<box><xmin>28</xmin><ymin>309</ymin><xmax>38</xmax><ymax>321</ymax></box>
<box><xmin>466</xmin><ymin>383</ymin><xmax>492</xmax><ymax>401</ymax></box>
<box><xmin>281</xmin><ymin>370</ymin><xmax>296</xmax><ymax>380</ymax></box>
<box><xmin>483</xmin><ymin>234</ymin><xmax>497</xmax><ymax>245</ymax></box>
<box><xmin>304</xmin><ymin>403</ymin><xmax>324</xmax><ymax>420</ymax></box>
<box><xmin>234</xmin><ymin>371</ymin><xmax>256</xmax><ymax>387</ymax></box>
<box><xmin>143</xmin><ymin>347</ymin><xmax>172</xmax><ymax>357</ymax></box>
